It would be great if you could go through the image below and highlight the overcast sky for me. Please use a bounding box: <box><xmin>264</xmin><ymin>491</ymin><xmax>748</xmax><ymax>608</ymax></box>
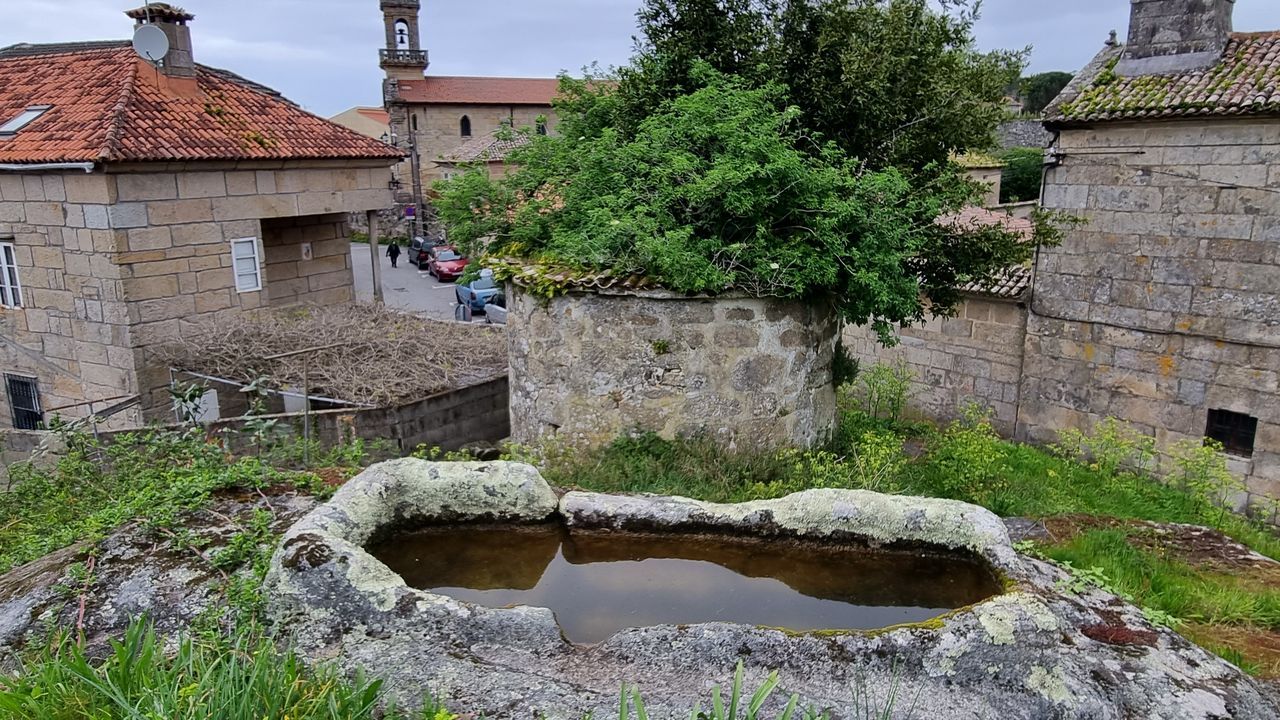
<box><xmin>4</xmin><ymin>1</ymin><xmax>1277</xmax><ymax>118</ymax></box>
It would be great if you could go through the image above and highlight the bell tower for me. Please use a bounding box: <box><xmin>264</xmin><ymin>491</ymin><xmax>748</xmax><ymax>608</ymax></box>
<box><xmin>379</xmin><ymin>0</ymin><xmax>428</xmax><ymax>81</ymax></box>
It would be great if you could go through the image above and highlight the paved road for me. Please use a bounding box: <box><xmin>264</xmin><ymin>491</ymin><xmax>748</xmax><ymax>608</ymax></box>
<box><xmin>351</xmin><ymin>243</ymin><xmax>461</xmax><ymax>321</ymax></box>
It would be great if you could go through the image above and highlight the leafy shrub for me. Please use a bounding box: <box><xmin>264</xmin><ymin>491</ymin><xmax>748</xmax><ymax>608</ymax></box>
<box><xmin>1053</xmin><ymin>418</ymin><xmax>1156</xmax><ymax>477</ymax></box>
<box><xmin>0</xmin><ymin>622</ymin><xmax>441</xmax><ymax>719</ymax></box>
<box><xmin>922</xmin><ymin>404</ymin><xmax>1012</xmax><ymax>511</ymax></box>
<box><xmin>851</xmin><ymin>361</ymin><xmax>917</xmax><ymax>424</ymax></box>
<box><xmin>1169</xmin><ymin>439</ymin><xmax>1246</xmax><ymax>522</ymax></box>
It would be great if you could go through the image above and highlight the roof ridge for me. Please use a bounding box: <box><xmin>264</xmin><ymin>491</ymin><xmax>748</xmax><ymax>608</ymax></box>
<box><xmin>100</xmin><ymin>52</ymin><xmax>140</xmax><ymax>163</ymax></box>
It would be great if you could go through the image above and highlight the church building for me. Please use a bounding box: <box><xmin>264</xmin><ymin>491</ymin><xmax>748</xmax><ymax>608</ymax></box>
<box><xmin>378</xmin><ymin>1</ymin><xmax>559</xmax><ymax>194</ymax></box>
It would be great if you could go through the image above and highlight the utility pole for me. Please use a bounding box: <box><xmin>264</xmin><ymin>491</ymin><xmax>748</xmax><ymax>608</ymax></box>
<box><xmin>367</xmin><ymin>209</ymin><xmax>383</xmax><ymax>305</ymax></box>
<box><xmin>408</xmin><ymin>129</ymin><xmax>425</xmax><ymax>241</ymax></box>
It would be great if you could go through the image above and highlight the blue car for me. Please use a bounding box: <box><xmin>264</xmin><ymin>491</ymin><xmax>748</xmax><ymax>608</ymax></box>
<box><xmin>456</xmin><ymin>270</ymin><xmax>501</xmax><ymax>312</ymax></box>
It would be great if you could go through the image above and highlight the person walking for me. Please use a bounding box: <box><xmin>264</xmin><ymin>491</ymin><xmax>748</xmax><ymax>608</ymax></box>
<box><xmin>386</xmin><ymin>240</ymin><xmax>402</xmax><ymax>269</ymax></box>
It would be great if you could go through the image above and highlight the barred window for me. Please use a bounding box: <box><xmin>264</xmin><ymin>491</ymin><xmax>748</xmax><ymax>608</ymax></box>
<box><xmin>5</xmin><ymin>374</ymin><xmax>42</xmax><ymax>430</ymax></box>
<box><xmin>1206</xmin><ymin>409</ymin><xmax>1258</xmax><ymax>458</ymax></box>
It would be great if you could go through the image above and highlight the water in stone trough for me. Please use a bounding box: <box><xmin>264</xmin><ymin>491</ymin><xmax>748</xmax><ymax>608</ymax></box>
<box><xmin>369</xmin><ymin>524</ymin><xmax>1001</xmax><ymax>644</ymax></box>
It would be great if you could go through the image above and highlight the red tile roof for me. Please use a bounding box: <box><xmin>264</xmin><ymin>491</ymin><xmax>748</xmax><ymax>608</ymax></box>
<box><xmin>396</xmin><ymin>76</ymin><xmax>560</xmax><ymax>106</ymax></box>
<box><xmin>0</xmin><ymin>43</ymin><xmax>402</xmax><ymax>164</ymax></box>
<box><xmin>939</xmin><ymin>207</ymin><xmax>1036</xmax><ymax>300</ymax></box>
<box><xmin>1049</xmin><ymin>32</ymin><xmax>1280</xmax><ymax>124</ymax></box>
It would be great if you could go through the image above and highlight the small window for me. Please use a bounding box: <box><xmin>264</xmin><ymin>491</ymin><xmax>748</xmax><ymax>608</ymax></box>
<box><xmin>1206</xmin><ymin>409</ymin><xmax>1258</xmax><ymax>458</ymax></box>
<box><xmin>536</xmin><ymin>121</ymin><xmax>548</xmax><ymax>136</ymax></box>
<box><xmin>0</xmin><ymin>242</ymin><xmax>21</xmax><ymax>308</ymax></box>
<box><xmin>411</xmin><ymin>113</ymin><xmax>418</xmax><ymax>132</ymax></box>
<box><xmin>0</xmin><ymin>106</ymin><xmax>51</xmax><ymax>136</ymax></box>
<box><xmin>5</xmin><ymin>374</ymin><xmax>42</xmax><ymax>430</ymax></box>
<box><xmin>460</xmin><ymin>115</ymin><xmax>471</xmax><ymax>138</ymax></box>
<box><xmin>230</xmin><ymin>238</ymin><xmax>262</xmax><ymax>293</ymax></box>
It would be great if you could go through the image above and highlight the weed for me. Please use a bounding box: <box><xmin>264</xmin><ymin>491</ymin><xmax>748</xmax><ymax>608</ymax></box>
<box><xmin>918</xmin><ymin>404</ymin><xmax>1012</xmax><ymax>512</ymax></box>
<box><xmin>1170</xmin><ymin>439</ymin><xmax>1246</xmax><ymax>524</ymax></box>
<box><xmin>850</xmin><ymin>361</ymin><xmax>916</xmax><ymax>424</ymax></box>
<box><xmin>0</xmin><ymin>621</ymin><xmax>439</xmax><ymax>719</ymax></box>
<box><xmin>1053</xmin><ymin>418</ymin><xmax>1156</xmax><ymax>477</ymax></box>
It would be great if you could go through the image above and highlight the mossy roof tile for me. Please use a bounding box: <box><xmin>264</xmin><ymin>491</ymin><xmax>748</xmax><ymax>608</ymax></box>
<box><xmin>1047</xmin><ymin>31</ymin><xmax>1280</xmax><ymax>125</ymax></box>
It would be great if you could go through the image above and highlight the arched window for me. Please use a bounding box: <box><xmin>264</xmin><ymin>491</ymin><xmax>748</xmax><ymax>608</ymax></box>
<box><xmin>536</xmin><ymin>121</ymin><xmax>548</xmax><ymax>136</ymax></box>
<box><xmin>394</xmin><ymin>20</ymin><xmax>411</xmax><ymax>50</ymax></box>
<box><xmin>410</xmin><ymin>113</ymin><xmax>418</xmax><ymax>132</ymax></box>
<box><xmin>460</xmin><ymin>116</ymin><xmax>472</xmax><ymax>137</ymax></box>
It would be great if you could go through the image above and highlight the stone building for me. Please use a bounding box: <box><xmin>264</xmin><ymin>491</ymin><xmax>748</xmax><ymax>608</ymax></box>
<box><xmin>329</xmin><ymin>107</ymin><xmax>392</xmax><ymax>143</ymax></box>
<box><xmin>0</xmin><ymin>5</ymin><xmax>401</xmax><ymax>430</ymax></box>
<box><xmin>377</xmin><ymin>0</ymin><xmax>559</xmax><ymax>191</ymax></box>
<box><xmin>845</xmin><ymin>0</ymin><xmax>1280</xmax><ymax>509</ymax></box>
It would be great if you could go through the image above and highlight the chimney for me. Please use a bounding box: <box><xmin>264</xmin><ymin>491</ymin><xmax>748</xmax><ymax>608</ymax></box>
<box><xmin>125</xmin><ymin>3</ymin><xmax>197</xmax><ymax>78</ymax></box>
<box><xmin>1116</xmin><ymin>0</ymin><xmax>1234</xmax><ymax>76</ymax></box>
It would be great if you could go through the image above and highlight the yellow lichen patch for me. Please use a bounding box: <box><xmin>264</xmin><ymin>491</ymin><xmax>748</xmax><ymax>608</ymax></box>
<box><xmin>1158</xmin><ymin>355</ymin><xmax>1176</xmax><ymax>376</ymax></box>
<box><xmin>1084</xmin><ymin>344</ymin><xmax>1096</xmax><ymax>363</ymax></box>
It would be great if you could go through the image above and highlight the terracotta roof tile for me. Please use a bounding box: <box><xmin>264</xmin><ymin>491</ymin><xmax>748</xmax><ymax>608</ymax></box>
<box><xmin>1048</xmin><ymin>32</ymin><xmax>1280</xmax><ymax>124</ymax></box>
<box><xmin>939</xmin><ymin>206</ymin><xmax>1035</xmax><ymax>300</ymax></box>
<box><xmin>396</xmin><ymin>76</ymin><xmax>560</xmax><ymax>106</ymax></box>
<box><xmin>440</xmin><ymin>133</ymin><xmax>530</xmax><ymax>163</ymax></box>
<box><xmin>0</xmin><ymin>44</ymin><xmax>402</xmax><ymax>164</ymax></box>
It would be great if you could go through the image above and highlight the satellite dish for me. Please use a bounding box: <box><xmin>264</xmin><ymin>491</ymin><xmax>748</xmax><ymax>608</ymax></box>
<box><xmin>132</xmin><ymin>24</ymin><xmax>169</xmax><ymax>63</ymax></box>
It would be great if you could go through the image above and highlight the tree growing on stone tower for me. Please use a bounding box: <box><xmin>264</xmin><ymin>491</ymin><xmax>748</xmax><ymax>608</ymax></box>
<box><xmin>435</xmin><ymin>0</ymin><xmax>1071</xmax><ymax>342</ymax></box>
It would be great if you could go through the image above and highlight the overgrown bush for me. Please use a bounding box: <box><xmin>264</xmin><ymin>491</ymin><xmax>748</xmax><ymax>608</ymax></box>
<box><xmin>920</xmin><ymin>404</ymin><xmax>1012</xmax><ymax>511</ymax></box>
<box><xmin>436</xmin><ymin>0</ymin><xmax>1072</xmax><ymax>342</ymax></box>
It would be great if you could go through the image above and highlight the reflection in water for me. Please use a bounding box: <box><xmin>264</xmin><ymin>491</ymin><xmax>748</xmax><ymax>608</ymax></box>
<box><xmin>369</xmin><ymin>524</ymin><xmax>1001</xmax><ymax>644</ymax></box>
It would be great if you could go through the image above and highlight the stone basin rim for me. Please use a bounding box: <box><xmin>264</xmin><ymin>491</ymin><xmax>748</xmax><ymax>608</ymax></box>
<box><xmin>267</xmin><ymin>459</ymin><xmax>1027</xmax><ymax>646</ymax></box>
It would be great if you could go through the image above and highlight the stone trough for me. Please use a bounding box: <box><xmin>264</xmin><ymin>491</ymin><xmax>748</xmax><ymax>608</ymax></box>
<box><xmin>264</xmin><ymin>459</ymin><xmax>1279</xmax><ymax>719</ymax></box>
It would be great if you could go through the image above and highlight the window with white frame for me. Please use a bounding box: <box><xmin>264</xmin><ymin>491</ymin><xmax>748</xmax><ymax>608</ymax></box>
<box><xmin>230</xmin><ymin>238</ymin><xmax>262</xmax><ymax>293</ymax></box>
<box><xmin>0</xmin><ymin>241</ymin><xmax>21</xmax><ymax>308</ymax></box>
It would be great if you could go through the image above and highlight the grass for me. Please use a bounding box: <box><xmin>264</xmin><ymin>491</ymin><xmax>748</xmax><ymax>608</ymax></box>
<box><xmin>0</xmin><ymin>428</ymin><xmax>339</xmax><ymax>575</ymax></box>
<box><xmin>0</xmin><ymin>621</ymin><xmax>447</xmax><ymax>720</ymax></box>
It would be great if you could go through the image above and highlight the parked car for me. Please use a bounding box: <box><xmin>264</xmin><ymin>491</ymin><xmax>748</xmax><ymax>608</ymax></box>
<box><xmin>456</xmin><ymin>270</ymin><xmax>502</xmax><ymax>312</ymax></box>
<box><xmin>406</xmin><ymin>236</ymin><xmax>432</xmax><ymax>267</ymax></box>
<box><xmin>484</xmin><ymin>291</ymin><xmax>507</xmax><ymax>325</ymax></box>
<box><xmin>426</xmin><ymin>246</ymin><xmax>470</xmax><ymax>281</ymax></box>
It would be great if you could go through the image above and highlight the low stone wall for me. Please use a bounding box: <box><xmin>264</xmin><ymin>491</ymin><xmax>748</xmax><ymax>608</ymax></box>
<box><xmin>0</xmin><ymin>377</ymin><xmax>509</xmax><ymax>487</ymax></box>
<box><xmin>507</xmin><ymin>287</ymin><xmax>838</xmax><ymax>449</ymax></box>
<box><xmin>0</xmin><ymin>429</ymin><xmax>61</xmax><ymax>490</ymax></box>
<box><xmin>202</xmin><ymin>375</ymin><xmax>510</xmax><ymax>456</ymax></box>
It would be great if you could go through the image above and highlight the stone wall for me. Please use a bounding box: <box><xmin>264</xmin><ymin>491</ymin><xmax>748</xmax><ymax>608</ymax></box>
<box><xmin>842</xmin><ymin>296</ymin><xmax>1029</xmax><ymax>435</ymax></box>
<box><xmin>0</xmin><ymin>172</ymin><xmax>141</xmax><ymax>430</ymax></box>
<box><xmin>262</xmin><ymin>214</ymin><xmax>354</xmax><ymax>307</ymax></box>
<box><xmin>406</xmin><ymin>104</ymin><xmax>556</xmax><ymax>184</ymax></box>
<box><xmin>1027</xmin><ymin>117</ymin><xmax>1280</xmax><ymax>507</ymax></box>
<box><xmin>507</xmin><ymin>287</ymin><xmax>837</xmax><ymax>449</ymax></box>
<box><xmin>0</xmin><ymin>163</ymin><xmax>394</xmax><ymax>430</ymax></box>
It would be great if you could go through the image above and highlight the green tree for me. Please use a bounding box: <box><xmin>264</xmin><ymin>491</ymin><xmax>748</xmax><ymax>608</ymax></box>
<box><xmin>999</xmin><ymin>147</ymin><xmax>1044</xmax><ymax>203</ymax></box>
<box><xmin>1019</xmin><ymin>71</ymin><xmax>1074</xmax><ymax>115</ymax></box>
<box><xmin>619</xmin><ymin>0</ymin><xmax>1026</xmax><ymax>171</ymax></box>
<box><xmin>435</xmin><ymin>70</ymin><xmax>1065</xmax><ymax>341</ymax></box>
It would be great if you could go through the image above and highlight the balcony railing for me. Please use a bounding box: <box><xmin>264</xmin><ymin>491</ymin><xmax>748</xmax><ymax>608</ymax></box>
<box><xmin>380</xmin><ymin>48</ymin><xmax>428</xmax><ymax>67</ymax></box>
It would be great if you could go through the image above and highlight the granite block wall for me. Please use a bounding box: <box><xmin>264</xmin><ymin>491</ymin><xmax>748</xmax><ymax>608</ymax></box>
<box><xmin>507</xmin><ymin>287</ymin><xmax>838</xmax><ymax>450</ymax></box>
<box><xmin>842</xmin><ymin>296</ymin><xmax>1029</xmax><ymax>435</ymax></box>
<box><xmin>1028</xmin><ymin>118</ymin><xmax>1280</xmax><ymax>507</ymax></box>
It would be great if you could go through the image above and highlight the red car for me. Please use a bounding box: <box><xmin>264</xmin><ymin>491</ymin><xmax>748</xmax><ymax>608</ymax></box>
<box><xmin>425</xmin><ymin>246</ymin><xmax>470</xmax><ymax>281</ymax></box>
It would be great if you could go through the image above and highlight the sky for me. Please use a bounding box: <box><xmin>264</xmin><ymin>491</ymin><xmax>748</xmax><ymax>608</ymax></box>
<box><xmin>3</xmin><ymin>0</ymin><xmax>1277</xmax><ymax>118</ymax></box>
